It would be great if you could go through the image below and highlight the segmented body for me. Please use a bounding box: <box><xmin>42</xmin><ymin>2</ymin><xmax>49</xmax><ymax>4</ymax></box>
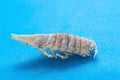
<box><xmin>11</xmin><ymin>33</ymin><xmax>97</xmax><ymax>59</ymax></box>
<box><xmin>34</xmin><ymin>34</ymin><xmax>97</xmax><ymax>57</ymax></box>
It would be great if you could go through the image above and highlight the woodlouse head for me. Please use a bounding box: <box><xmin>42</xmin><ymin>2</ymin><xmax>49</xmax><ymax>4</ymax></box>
<box><xmin>79</xmin><ymin>37</ymin><xmax>97</xmax><ymax>57</ymax></box>
<box><xmin>88</xmin><ymin>40</ymin><xmax>97</xmax><ymax>58</ymax></box>
<box><xmin>80</xmin><ymin>37</ymin><xmax>97</xmax><ymax>57</ymax></box>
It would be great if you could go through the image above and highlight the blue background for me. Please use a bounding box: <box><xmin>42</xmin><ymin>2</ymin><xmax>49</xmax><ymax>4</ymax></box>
<box><xmin>0</xmin><ymin>0</ymin><xmax>120</xmax><ymax>80</ymax></box>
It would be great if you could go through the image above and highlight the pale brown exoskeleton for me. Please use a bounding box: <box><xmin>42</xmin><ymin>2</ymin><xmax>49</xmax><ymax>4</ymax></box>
<box><xmin>11</xmin><ymin>33</ymin><xmax>97</xmax><ymax>59</ymax></box>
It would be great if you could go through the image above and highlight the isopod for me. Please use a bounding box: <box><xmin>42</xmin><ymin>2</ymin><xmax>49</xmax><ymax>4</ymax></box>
<box><xmin>11</xmin><ymin>33</ymin><xmax>97</xmax><ymax>59</ymax></box>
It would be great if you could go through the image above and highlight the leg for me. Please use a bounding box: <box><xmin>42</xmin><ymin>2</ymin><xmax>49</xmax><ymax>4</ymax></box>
<box><xmin>80</xmin><ymin>50</ymin><xmax>90</xmax><ymax>57</ymax></box>
<box><xmin>46</xmin><ymin>48</ymin><xmax>55</xmax><ymax>57</ymax></box>
<box><xmin>37</xmin><ymin>48</ymin><xmax>54</xmax><ymax>58</ymax></box>
<box><xmin>66</xmin><ymin>52</ymin><xmax>73</xmax><ymax>56</ymax></box>
<box><xmin>55</xmin><ymin>53</ymin><xmax>69</xmax><ymax>59</ymax></box>
<box><xmin>49</xmin><ymin>49</ymin><xmax>55</xmax><ymax>56</ymax></box>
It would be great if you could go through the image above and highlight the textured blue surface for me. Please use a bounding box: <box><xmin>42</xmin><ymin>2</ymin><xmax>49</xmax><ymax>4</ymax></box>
<box><xmin>0</xmin><ymin>0</ymin><xmax>120</xmax><ymax>80</ymax></box>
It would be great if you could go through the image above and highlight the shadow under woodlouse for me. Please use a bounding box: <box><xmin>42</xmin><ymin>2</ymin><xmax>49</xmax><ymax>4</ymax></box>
<box><xmin>14</xmin><ymin>54</ymin><xmax>97</xmax><ymax>72</ymax></box>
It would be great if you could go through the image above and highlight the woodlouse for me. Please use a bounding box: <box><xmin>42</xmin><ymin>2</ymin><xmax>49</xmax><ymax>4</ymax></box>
<box><xmin>11</xmin><ymin>33</ymin><xmax>97</xmax><ymax>59</ymax></box>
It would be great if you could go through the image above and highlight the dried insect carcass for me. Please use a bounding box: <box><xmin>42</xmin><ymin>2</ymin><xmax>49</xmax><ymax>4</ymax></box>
<box><xmin>11</xmin><ymin>33</ymin><xmax>97</xmax><ymax>59</ymax></box>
